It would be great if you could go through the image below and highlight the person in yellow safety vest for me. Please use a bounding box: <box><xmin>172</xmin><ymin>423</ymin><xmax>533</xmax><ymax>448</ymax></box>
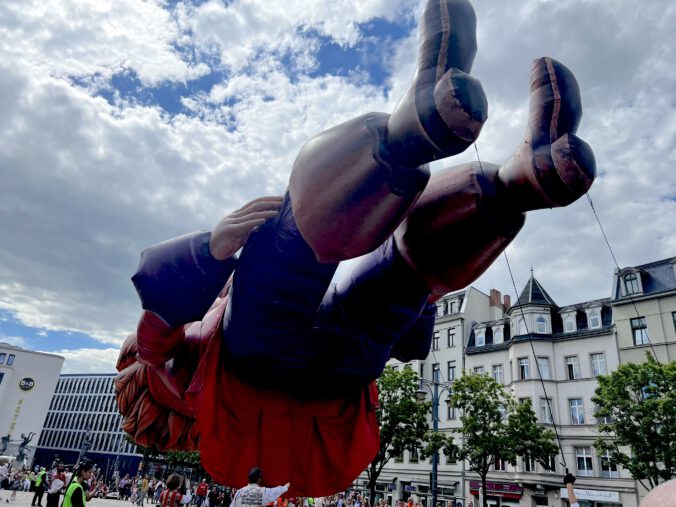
<box><xmin>31</xmin><ymin>468</ymin><xmax>48</xmax><ymax>506</ymax></box>
<box><xmin>63</xmin><ymin>461</ymin><xmax>101</xmax><ymax>507</ymax></box>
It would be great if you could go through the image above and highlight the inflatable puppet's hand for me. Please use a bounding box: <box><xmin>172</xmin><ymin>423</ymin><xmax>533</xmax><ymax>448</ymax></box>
<box><xmin>209</xmin><ymin>196</ymin><xmax>282</xmax><ymax>260</ymax></box>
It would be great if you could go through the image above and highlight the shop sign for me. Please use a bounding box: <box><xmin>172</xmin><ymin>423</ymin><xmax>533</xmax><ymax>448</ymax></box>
<box><xmin>560</xmin><ymin>488</ymin><xmax>620</xmax><ymax>502</ymax></box>
<box><xmin>19</xmin><ymin>378</ymin><xmax>35</xmax><ymax>391</ymax></box>
<box><xmin>469</xmin><ymin>481</ymin><xmax>522</xmax><ymax>500</ymax></box>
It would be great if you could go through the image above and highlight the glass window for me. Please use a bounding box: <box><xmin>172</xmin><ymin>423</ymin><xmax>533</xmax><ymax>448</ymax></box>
<box><xmin>447</xmin><ymin>402</ymin><xmax>456</xmax><ymax>420</ymax></box>
<box><xmin>624</xmin><ymin>272</ymin><xmax>639</xmax><ymax>295</ymax></box>
<box><xmin>493</xmin><ymin>327</ymin><xmax>503</xmax><ymax>344</ymax></box>
<box><xmin>0</xmin><ymin>353</ymin><xmax>5</xmax><ymax>364</ymax></box>
<box><xmin>518</xmin><ymin>397</ymin><xmax>531</xmax><ymax>405</ymax></box>
<box><xmin>518</xmin><ymin>357</ymin><xmax>530</xmax><ymax>380</ymax></box>
<box><xmin>409</xmin><ymin>447</ymin><xmax>419</xmax><ymax>463</ymax></box>
<box><xmin>540</xmin><ymin>398</ymin><xmax>553</xmax><ymax>424</ymax></box>
<box><xmin>432</xmin><ymin>363</ymin><xmax>440</xmax><ymax>382</ymax></box>
<box><xmin>589</xmin><ymin>310</ymin><xmax>601</xmax><ymax>328</ymax></box>
<box><xmin>518</xmin><ymin>318</ymin><xmax>527</xmax><ymax>335</ymax></box>
<box><xmin>523</xmin><ymin>455</ymin><xmax>536</xmax><ymax>472</ymax></box>
<box><xmin>570</xmin><ymin>398</ymin><xmax>585</xmax><ymax>425</ymax></box>
<box><xmin>437</xmin><ymin>302</ymin><xmax>445</xmax><ymax>317</ymax></box>
<box><xmin>0</xmin><ymin>372</ymin><xmax>4</xmax><ymax>385</ymax></box>
<box><xmin>474</xmin><ymin>366</ymin><xmax>485</xmax><ymax>374</ymax></box>
<box><xmin>492</xmin><ymin>364</ymin><xmax>504</xmax><ymax>384</ymax></box>
<box><xmin>564</xmin><ymin>315</ymin><xmax>576</xmax><ymax>332</ymax></box>
<box><xmin>536</xmin><ymin>316</ymin><xmax>547</xmax><ymax>333</ymax></box>
<box><xmin>419</xmin><ymin>363</ymin><xmax>425</xmax><ymax>386</ymax></box>
<box><xmin>475</xmin><ymin>332</ymin><xmax>485</xmax><ymax>346</ymax></box>
<box><xmin>433</xmin><ymin>331</ymin><xmax>440</xmax><ymax>350</ymax></box>
<box><xmin>591</xmin><ymin>353</ymin><xmax>607</xmax><ymax>377</ymax></box>
<box><xmin>566</xmin><ymin>355</ymin><xmax>581</xmax><ymax>380</ymax></box>
<box><xmin>447</xmin><ymin>330</ymin><xmax>455</xmax><ymax>348</ymax></box>
<box><xmin>447</xmin><ymin>361</ymin><xmax>456</xmax><ymax>381</ymax></box>
<box><xmin>576</xmin><ymin>447</ymin><xmax>594</xmax><ymax>476</ymax></box>
<box><xmin>599</xmin><ymin>450</ymin><xmax>619</xmax><ymax>478</ymax></box>
<box><xmin>494</xmin><ymin>457</ymin><xmax>506</xmax><ymax>471</ymax></box>
<box><xmin>6</xmin><ymin>354</ymin><xmax>15</xmax><ymax>366</ymax></box>
<box><xmin>631</xmin><ymin>317</ymin><xmax>649</xmax><ymax>345</ymax></box>
<box><xmin>537</xmin><ymin>356</ymin><xmax>550</xmax><ymax>380</ymax></box>
<box><xmin>672</xmin><ymin>312</ymin><xmax>676</xmax><ymax>332</ymax></box>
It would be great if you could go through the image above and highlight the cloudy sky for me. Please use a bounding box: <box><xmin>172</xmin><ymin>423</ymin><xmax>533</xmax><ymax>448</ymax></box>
<box><xmin>1</xmin><ymin>0</ymin><xmax>674</xmax><ymax>373</ymax></box>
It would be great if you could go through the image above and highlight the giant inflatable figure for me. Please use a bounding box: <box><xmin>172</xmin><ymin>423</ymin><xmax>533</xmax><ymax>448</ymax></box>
<box><xmin>115</xmin><ymin>0</ymin><xmax>595</xmax><ymax>496</ymax></box>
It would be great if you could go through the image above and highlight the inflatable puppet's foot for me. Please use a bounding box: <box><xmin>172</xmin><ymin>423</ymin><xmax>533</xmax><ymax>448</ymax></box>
<box><xmin>496</xmin><ymin>57</ymin><xmax>596</xmax><ymax>211</ymax></box>
<box><xmin>386</xmin><ymin>0</ymin><xmax>488</xmax><ymax>168</ymax></box>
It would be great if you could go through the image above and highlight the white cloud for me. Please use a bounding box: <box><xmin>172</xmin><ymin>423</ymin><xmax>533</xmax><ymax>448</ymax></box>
<box><xmin>0</xmin><ymin>0</ymin><xmax>674</xmax><ymax>356</ymax></box>
<box><xmin>49</xmin><ymin>348</ymin><xmax>120</xmax><ymax>374</ymax></box>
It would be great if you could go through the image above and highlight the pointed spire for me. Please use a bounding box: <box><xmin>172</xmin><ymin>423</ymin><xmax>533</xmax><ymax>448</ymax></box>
<box><xmin>515</xmin><ymin>272</ymin><xmax>557</xmax><ymax>307</ymax></box>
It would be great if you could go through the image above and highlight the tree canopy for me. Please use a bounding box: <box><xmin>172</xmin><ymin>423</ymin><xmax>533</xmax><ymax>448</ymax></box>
<box><xmin>450</xmin><ymin>373</ymin><xmax>558</xmax><ymax>507</ymax></box>
<box><xmin>593</xmin><ymin>353</ymin><xmax>676</xmax><ymax>489</ymax></box>
<box><xmin>365</xmin><ymin>366</ymin><xmax>431</xmax><ymax>502</ymax></box>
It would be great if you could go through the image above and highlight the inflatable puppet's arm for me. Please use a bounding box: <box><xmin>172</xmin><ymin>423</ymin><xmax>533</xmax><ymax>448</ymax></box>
<box><xmin>389</xmin><ymin>303</ymin><xmax>436</xmax><ymax>362</ymax></box>
<box><xmin>132</xmin><ymin>196</ymin><xmax>282</xmax><ymax>328</ymax></box>
<box><xmin>132</xmin><ymin>231</ymin><xmax>237</xmax><ymax>328</ymax></box>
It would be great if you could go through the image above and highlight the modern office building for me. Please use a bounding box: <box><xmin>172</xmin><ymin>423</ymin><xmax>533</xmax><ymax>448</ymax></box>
<box><xmin>0</xmin><ymin>343</ymin><xmax>64</xmax><ymax>466</ymax></box>
<box><xmin>34</xmin><ymin>373</ymin><xmax>143</xmax><ymax>478</ymax></box>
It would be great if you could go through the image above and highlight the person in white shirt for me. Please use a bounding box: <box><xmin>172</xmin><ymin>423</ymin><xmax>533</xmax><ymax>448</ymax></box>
<box><xmin>232</xmin><ymin>468</ymin><xmax>289</xmax><ymax>507</ymax></box>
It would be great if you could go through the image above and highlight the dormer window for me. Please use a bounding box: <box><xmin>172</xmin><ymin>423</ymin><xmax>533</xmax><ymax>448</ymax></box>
<box><xmin>518</xmin><ymin>318</ymin><xmax>527</xmax><ymax>335</ymax></box>
<box><xmin>476</xmin><ymin>331</ymin><xmax>485</xmax><ymax>346</ymax></box>
<box><xmin>437</xmin><ymin>301</ymin><xmax>446</xmax><ymax>317</ymax></box>
<box><xmin>624</xmin><ymin>272</ymin><xmax>639</xmax><ymax>295</ymax></box>
<box><xmin>564</xmin><ymin>315</ymin><xmax>576</xmax><ymax>333</ymax></box>
<box><xmin>493</xmin><ymin>327</ymin><xmax>503</xmax><ymax>344</ymax></box>
<box><xmin>589</xmin><ymin>310</ymin><xmax>601</xmax><ymax>329</ymax></box>
<box><xmin>536</xmin><ymin>316</ymin><xmax>547</xmax><ymax>333</ymax></box>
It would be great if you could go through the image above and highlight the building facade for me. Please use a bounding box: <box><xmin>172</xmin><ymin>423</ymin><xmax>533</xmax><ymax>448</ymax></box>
<box><xmin>362</xmin><ymin>287</ymin><xmax>507</xmax><ymax>506</ymax></box>
<box><xmin>34</xmin><ymin>373</ymin><xmax>143</xmax><ymax>479</ymax></box>
<box><xmin>464</xmin><ymin>275</ymin><xmax>636</xmax><ymax>507</ymax></box>
<box><xmin>0</xmin><ymin>342</ymin><xmax>64</xmax><ymax>466</ymax></box>
<box><xmin>611</xmin><ymin>256</ymin><xmax>676</xmax><ymax>364</ymax></box>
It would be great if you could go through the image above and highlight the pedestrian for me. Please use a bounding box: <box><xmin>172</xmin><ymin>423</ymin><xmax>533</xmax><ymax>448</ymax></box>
<box><xmin>46</xmin><ymin>468</ymin><xmax>66</xmax><ymax>507</ymax></box>
<box><xmin>62</xmin><ymin>461</ymin><xmax>100</xmax><ymax>507</ymax></box>
<box><xmin>232</xmin><ymin>468</ymin><xmax>289</xmax><ymax>507</ymax></box>
<box><xmin>31</xmin><ymin>467</ymin><xmax>48</xmax><ymax>507</ymax></box>
<box><xmin>159</xmin><ymin>475</ymin><xmax>184</xmax><ymax>507</ymax></box>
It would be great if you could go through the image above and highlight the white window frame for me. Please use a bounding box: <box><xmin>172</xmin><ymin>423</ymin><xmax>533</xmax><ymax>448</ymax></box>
<box><xmin>492</xmin><ymin>364</ymin><xmax>504</xmax><ymax>384</ymax></box>
<box><xmin>540</xmin><ymin>398</ymin><xmax>553</xmax><ymax>424</ymax></box>
<box><xmin>536</xmin><ymin>316</ymin><xmax>547</xmax><ymax>333</ymax></box>
<box><xmin>493</xmin><ymin>327</ymin><xmax>503</xmax><ymax>344</ymax></box>
<box><xmin>599</xmin><ymin>450</ymin><xmax>619</xmax><ymax>478</ymax></box>
<box><xmin>475</xmin><ymin>331</ymin><xmax>485</xmax><ymax>347</ymax></box>
<box><xmin>590</xmin><ymin>352</ymin><xmax>607</xmax><ymax>377</ymax></box>
<box><xmin>537</xmin><ymin>356</ymin><xmax>551</xmax><ymax>380</ymax></box>
<box><xmin>576</xmin><ymin>446</ymin><xmax>594</xmax><ymax>477</ymax></box>
<box><xmin>631</xmin><ymin>317</ymin><xmax>650</xmax><ymax>345</ymax></box>
<box><xmin>474</xmin><ymin>366</ymin><xmax>485</xmax><ymax>374</ymax></box>
<box><xmin>518</xmin><ymin>357</ymin><xmax>530</xmax><ymax>380</ymax></box>
<box><xmin>569</xmin><ymin>398</ymin><xmax>585</xmax><ymax>425</ymax></box>
<box><xmin>565</xmin><ymin>355</ymin><xmax>581</xmax><ymax>380</ymax></box>
<box><xmin>589</xmin><ymin>309</ymin><xmax>601</xmax><ymax>329</ymax></box>
<box><xmin>564</xmin><ymin>315</ymin><xmax>576</xmax><ymax>333</ymax></box>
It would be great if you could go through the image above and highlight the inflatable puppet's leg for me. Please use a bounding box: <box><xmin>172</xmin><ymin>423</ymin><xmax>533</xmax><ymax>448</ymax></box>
<box><xmin>395</xmin><ymin>57</ymin><xmax>596</xmax><ymax>295</ymax></box>
<box><xmin>289</xmin><ymin>0</ymin><xmax>487</xmax><ymax>263</ymax></box>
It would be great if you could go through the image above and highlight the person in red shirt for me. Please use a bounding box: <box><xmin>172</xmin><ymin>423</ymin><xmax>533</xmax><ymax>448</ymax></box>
<box><xmin>195</xmin><ymin>481</ymin><xmax>208</xmax><ymax>507</ymax></box>
<box><xmin>159</xmin><ymin>475</ymin><xmax>184</xmax><ymax>507</ymax></box>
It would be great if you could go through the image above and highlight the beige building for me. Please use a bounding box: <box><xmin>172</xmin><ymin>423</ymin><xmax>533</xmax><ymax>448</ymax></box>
<box><xmin>0</xmin><ymin>343</ymin><xmax>64</xmax><ymax>466</ymax></box>
<box><xmin>611</xmin><ymin>256</ymin><xmax>676</xmax><ymax>364</ymax></box>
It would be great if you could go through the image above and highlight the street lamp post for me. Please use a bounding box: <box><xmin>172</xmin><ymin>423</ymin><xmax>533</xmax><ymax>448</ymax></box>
<box><xmin>418</xmin><ymin>373</ymin><xmax>453</xmax><ymax>507</ymax></box>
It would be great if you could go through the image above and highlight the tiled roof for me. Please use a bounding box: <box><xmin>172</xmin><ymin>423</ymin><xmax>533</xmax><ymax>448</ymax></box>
<box><xmin>614</xmin><ymin>256</ymin><xmax>676</xmax><ymax>299</ymax></box>
<box><xmin>515</xmin><ymin>275</ymin><xmax>557</xmax><ymax>307</ymax></box>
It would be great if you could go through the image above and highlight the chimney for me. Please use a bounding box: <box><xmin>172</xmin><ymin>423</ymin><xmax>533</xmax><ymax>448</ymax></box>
<box><xmin>503</xmin><ymin>294</ymin><xmax>511</xmax><ymax>312</ymax></box>
<box><xmin>489</xmin><ymin>289</ymin><xmax>502</xmax><ymax>308</ymax></box>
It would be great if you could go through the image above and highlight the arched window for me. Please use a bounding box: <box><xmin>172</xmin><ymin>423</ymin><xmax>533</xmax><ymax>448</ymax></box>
<box><xmin>564</xmin><ymin>315</ymin><xmax>576</xmax><ymax>333</ymax></box>
<box><xmin>589</xmin><ymin>310</ymin><xmax>601</xmax><ymax>328</ymax></box>
<box><xmin>518</xmin><ymin>318</ymin><xmax>527</xmax><ymax>335</ymax></box>
<box><xmin>536</xmin><ymin>316</ymin><xmax>547</xmax><ymax>333</ymax></box>
<box><xmin>476</xmin><ymin>332</ymin><xmax>485</xmax><ymax>346</ymax></box>
<box><xmin>624</xmin><ymin>272</ymin><xmax>639</xmax><ymax>295</ymax></box>
<box><xmin>494</xmin><ymin>328</ymin><xmax>503</xmax><ymax>344</ymax></box>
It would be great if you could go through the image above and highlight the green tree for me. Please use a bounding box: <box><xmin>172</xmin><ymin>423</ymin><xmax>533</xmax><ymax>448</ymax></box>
<box><xmin>593</xmin><ymin>354</ymin><xmax>676</xmax><ymax>490</ymax></box>
<box><xmin>450</xmin><ymin>373</ymin><xmax>558</xmax><ymax>507</ymax></box>
<box><xmin>366</xmin><ymin>366</ymin><xmax>431</xmax><ymax>502</ymax></box>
